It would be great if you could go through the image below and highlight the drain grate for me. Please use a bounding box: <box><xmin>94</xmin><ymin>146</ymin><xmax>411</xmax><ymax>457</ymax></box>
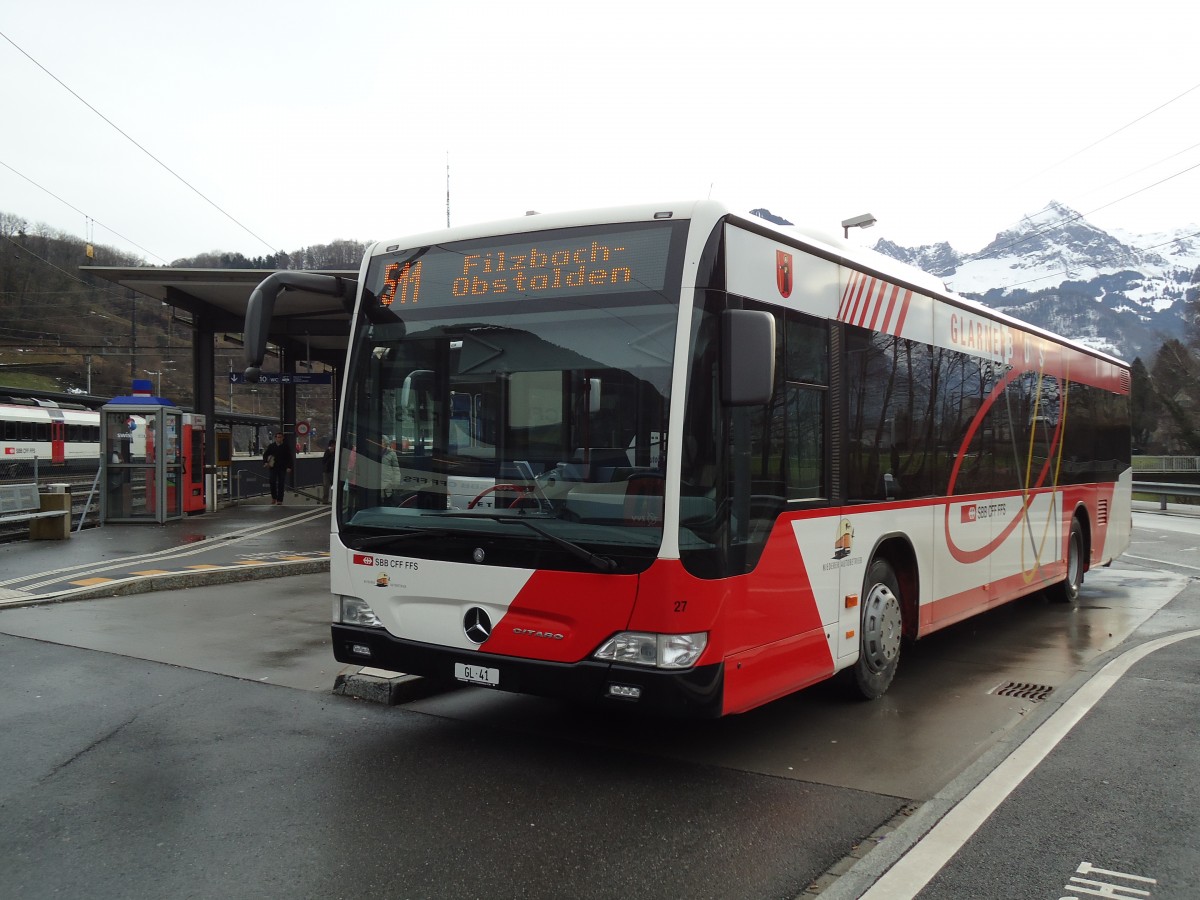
<box><xmin>992</xmin><ymin>681</ymin><xmax>1054</xmax><ymax>702</ymax></box>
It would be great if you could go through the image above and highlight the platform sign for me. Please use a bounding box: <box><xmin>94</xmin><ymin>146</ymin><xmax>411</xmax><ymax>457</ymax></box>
<box><xmin>229</xmin><ymin>373</ymin><xmax>332</xmax><ymax>385</ymax></box>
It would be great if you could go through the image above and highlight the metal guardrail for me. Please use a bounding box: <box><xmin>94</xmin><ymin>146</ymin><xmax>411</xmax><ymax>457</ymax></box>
<box><xmin>1133</xmin><ymin>481</ymin><xmax>1200</xmax><ymax>511</ymax></box>
<box><xmin>235</xmin><ymin>468</ymin><xmax>271</xmax><ymax>503</ymax></box>
<box><xmin>1133</xmin><ymin>456</ymin><xmax>1200</xmax><ymax>474</ymax></box>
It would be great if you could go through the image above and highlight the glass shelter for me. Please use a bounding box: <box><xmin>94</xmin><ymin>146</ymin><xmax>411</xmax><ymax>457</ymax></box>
<box><xmin>101</xmin><ymin>391</ymin><xmax>184</xmax><ymax>524</ymax></box>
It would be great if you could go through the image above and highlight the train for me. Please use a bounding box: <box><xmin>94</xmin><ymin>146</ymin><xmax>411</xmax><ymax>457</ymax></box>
<box><xmin>0</xmin><ymin>397</ymin><xmax>159</xmax><ymax>465</ymax></box>
<box><xmin>0</xmin><ymin>398</ymin><xmax>104</xmax><ymax>464</ymax></box>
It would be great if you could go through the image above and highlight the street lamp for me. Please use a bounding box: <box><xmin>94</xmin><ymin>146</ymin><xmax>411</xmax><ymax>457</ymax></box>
<box><xmin>841</xmin><ymin>213</ymin><xmax>877</xmax><ymax>239</ymax></box>
<box><xmin>144</xmin><ymin>363</ymin><xmax>175</xmax><ymax>398</ymax></box>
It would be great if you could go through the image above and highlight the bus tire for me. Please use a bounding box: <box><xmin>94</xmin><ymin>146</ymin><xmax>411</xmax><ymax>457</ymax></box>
<box><xmin>853</xmin><ymin>559</ymin><xmax>904</xmax><ymax>700</ymax></box>
<box><xmin>1051</xmin><ymin>517</ymin><xmax>1084</xmax><ymax>604</ymax></box>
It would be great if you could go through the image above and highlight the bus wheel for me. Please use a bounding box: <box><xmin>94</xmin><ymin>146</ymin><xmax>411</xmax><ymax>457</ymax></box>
<box><xmin>853</xmin><ymin>559</ymin><xmax>904</xmax><ymax>700</ymax></box>
<box><xmin>1051</xmin><ymin>517</ymin><xmax>1084</xmax><ymax>604</ymax></box>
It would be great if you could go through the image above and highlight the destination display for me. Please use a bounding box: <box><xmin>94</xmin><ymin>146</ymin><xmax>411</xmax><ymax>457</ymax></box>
<box><xmin>370</xmin><ymin>223</ymin><xmax>677</xmax><ymax>309</ymax></box>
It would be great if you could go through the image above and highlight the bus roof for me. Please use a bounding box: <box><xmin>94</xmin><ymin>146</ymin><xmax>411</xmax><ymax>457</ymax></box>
<box><xmin>367</xmin><ymin>200</ymin><xmax>1128</xmax><ymax>370</ymax></box>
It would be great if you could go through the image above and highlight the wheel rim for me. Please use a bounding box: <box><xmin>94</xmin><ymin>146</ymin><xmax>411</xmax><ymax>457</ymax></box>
<box><xmin>1067</xmin><ymin>532</ymin><xmax>1081</xmax><ymax>586</ymax></box>
<box><xmin>862</xmin><ymin>584</ymin><xmax>902</xmax><ymax>674</ymax></box>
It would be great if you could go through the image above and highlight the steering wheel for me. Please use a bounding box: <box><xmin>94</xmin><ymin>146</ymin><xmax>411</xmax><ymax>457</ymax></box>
<box><xmin>467</xmin><ymin>484</ymin><xmax>533</xmax><ymax>509</ymax></box>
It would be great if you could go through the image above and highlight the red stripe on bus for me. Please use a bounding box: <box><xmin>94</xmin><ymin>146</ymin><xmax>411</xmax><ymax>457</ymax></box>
<box><xmin>859</xmin><ymin>278</ymin><xmax>880</xmax><ymax>326</ymax></box>
<box><xmin>844</xmin><ymin>275</ymin><xmax>861</xmax><ymax>322</ymax></box>
<box><xmin>879</xmin><ymin>283</ymin><xmax>901</xmax><ymax>333</ymax></box>
<box><xmin>922</xmin><ymin>562</ymin><xmax>1069</xmax><ymax>634</ymax></box>
<box><xmin>867</xmin><ymin>282</ymin><xmax>890</xmax><ymax>331</ymax></box>
<box><xmin>838</xmin><ymin>273</ymin><xmax>858</xmax><ymax>320</ymax></box>
<box><xmin>893</xmin><ymin>289</ymin><xmax>913</xmax><ymax>336</ymax></box>
<box><xmin>844</xmin><ymin>272</ymin><xmax>866</xmax><ymax>321</ymax></box>
<box><xmin>848</xmin><ymin>275</ymin><xmax>872</xmax><ymax>324</ymax></box>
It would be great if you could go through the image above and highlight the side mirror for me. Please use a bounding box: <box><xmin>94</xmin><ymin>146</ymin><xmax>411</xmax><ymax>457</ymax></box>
<box><xmin>721</xmin><ymin>309</ymin><xmax>775</xmax><ymax>406</ymax></box>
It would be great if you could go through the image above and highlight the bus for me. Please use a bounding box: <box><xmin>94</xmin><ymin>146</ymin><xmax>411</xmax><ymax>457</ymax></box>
<box><xmin>244</xmin><ymin>200</ymin><xmax>1132</xmax><ymax>717</ymax></box>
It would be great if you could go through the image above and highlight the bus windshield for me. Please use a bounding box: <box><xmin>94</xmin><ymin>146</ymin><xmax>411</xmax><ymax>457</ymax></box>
<box><xmin>337</xmin><ymin>220</ymin><xmax>686</xmax><ymax>572</ymax></box>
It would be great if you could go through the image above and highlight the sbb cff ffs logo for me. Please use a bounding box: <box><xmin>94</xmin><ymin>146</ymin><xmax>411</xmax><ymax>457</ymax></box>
<box><xmin>960</xmin><ymin>502</ymin><xmax>1007</xmax><ymax>523</ymax></box>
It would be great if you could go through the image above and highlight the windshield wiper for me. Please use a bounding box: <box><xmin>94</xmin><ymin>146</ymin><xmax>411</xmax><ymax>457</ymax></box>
<box><xmin>343</xmin><ymin>529</ymin><xmax>450</xmax><ymax>551</ymax></box>
<box><xmin>444</xmin><ymin>513</ymin><xmax>617</xmax><ymax>573</ymax></box>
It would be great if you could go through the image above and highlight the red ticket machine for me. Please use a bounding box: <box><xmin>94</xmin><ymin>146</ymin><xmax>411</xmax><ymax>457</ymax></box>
<box><xmin>182</xmin><ymin>413</ymin><xmax>206</xmax><ymax>514</ymax></box>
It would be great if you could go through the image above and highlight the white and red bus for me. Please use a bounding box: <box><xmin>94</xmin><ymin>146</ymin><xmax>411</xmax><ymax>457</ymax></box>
<box><xmin>246</xmin><ymin>200</ymin><xmax>1132</xmax><ymax>717</ymax></box>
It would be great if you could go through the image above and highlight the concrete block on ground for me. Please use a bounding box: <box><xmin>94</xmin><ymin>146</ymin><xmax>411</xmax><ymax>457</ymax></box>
<box><xmin>332</xmin><ymin>667</ymin><xmax>457</xmax><ymax>705</ymax></box>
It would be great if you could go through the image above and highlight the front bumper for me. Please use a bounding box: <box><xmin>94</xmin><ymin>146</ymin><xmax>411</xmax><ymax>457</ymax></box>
<box><xmin>332</xmin><ymin>623</ymin><xmax>725</xmax><ymax>718</ymax></box>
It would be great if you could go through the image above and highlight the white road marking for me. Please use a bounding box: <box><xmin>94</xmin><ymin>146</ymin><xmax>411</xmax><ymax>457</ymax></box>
<box><xmin>1124</xmin><ymin>553</ymin><xmax>1200</xmax><ymax>573</ymax></box>
<box><xmin>858</xmin><ymin>628</ymin><xmax>1200</xmax><ymax>900</ymax></box>
<box><xmin>0</xmin><ymin>508</ymin><xmax>328</xmax><ymax>592</ymax></box>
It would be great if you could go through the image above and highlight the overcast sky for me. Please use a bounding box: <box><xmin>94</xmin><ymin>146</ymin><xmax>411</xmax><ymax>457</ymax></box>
<box><xmin>2</xmin><ymin>1</ymin><xmax>1198</xmax><ymax>265</ymax></box>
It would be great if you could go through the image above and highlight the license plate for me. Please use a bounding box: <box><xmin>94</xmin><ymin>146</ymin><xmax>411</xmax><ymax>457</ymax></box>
<box><xmin>454</xmin><ymin>662</ymin><xmax>500</xmax><ymax>686</ymax></box>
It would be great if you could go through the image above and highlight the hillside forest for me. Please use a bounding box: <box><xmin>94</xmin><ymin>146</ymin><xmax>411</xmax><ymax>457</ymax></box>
<box><xmin>0</xmin><ymin>211</ymin><xmax>366</xmax><ymax>440</ymax></box>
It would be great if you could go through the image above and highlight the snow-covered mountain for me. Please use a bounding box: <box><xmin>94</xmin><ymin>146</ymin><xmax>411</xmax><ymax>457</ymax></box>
<box><xmin>871</xmin><ymin>201</ymin><xmax>1200</xmax><ymax>363</ymax></box>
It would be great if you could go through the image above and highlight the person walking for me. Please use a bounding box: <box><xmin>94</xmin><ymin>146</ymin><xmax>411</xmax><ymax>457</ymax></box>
<box><xmin>321</xmin><ymin>439</ymin><xmax>335</xmax><ymax>504</ymax></box>
<box><xmin>381</xmin><ymin>439</ymin><xmax>402</xmax><ymax>504</ymax></box>
<box><xmin>262</xmin><ymin>431</ymin><xmax>294</xmax><ymax>506</ymax></box>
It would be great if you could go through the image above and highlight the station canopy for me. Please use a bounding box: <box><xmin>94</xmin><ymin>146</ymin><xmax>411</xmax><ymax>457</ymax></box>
<box><xmin>81</xmin><ymin>266</ymin><xmax>357</xmax><ymax>369</ymax></box>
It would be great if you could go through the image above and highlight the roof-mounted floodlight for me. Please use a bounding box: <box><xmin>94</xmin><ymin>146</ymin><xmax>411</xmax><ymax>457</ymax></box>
<box><xmin>841</xmin><ymin>213</ymin><xmax>878</xmax><ymax>238</ymax></box>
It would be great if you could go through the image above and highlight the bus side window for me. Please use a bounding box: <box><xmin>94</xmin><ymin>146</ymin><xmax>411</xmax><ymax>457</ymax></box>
<box><xmin>746</xmin><ymin>301</ymin><xmax>829</xmax><ymax>505</ymax></box>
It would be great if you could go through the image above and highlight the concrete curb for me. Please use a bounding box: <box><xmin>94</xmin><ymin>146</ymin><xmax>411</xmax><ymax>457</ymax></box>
<box><xmin>1</xmin><ymin>558</ymin><xmax>331</xmax><ymax>608</ymax></box>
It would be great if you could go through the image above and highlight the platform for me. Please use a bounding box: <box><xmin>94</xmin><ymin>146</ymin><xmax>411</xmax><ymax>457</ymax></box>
<box><xmin>0</xmin><ymin>490</ymin><xmax>331</xmax><ymax>608</ymax></box>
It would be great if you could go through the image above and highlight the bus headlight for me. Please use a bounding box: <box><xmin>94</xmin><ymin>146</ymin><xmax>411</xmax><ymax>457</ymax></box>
<box><xmin>659</xmin><ymin>632</ymin><xmax>708</xmax><ymax>668</ymax></box>
<box><xmin>593</xmin><ymin>631</ymin><xmax>708</xmax><ymax>669</ymax></box>
<box><xmin>340</xmin><ymin>596</ymin><xmax>383</xmax><ymax>628</ymax></box>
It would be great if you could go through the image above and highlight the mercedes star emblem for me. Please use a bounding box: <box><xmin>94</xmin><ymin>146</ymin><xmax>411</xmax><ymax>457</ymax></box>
<box><xmin>463</xmin><ymin>607</ymin><xmax>492</xmax><ymax>644</ymax></box>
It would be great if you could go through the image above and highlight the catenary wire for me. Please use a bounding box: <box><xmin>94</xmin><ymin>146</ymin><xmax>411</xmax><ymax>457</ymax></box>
<box><xmin>0</xmin><ymin>28</ymin><xmax>278</xmax><ymax>255</ymax></box>
<box><xmin>973</xmin><ymin>159</ymin><xmax>1200</xmax><ymax>263</ymax></box>
<box><xmin>0</xmin><ymin>159</ymin><xmax>169</xmax><ymax>264</ymax></box>
<box><xmin>1</xmin><ymin>233</ymin><xmax>136</xmax><ymax>303</ymax></box>
<box><xmin>1016</xmin><ymin>79</ymin><xmax>1200</xmax><ymax>185</ymax></box>
<box><xmin>948</xmin><ymin>78</ymin><xmax>1200</xmax><ymax>259</ymax></box>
